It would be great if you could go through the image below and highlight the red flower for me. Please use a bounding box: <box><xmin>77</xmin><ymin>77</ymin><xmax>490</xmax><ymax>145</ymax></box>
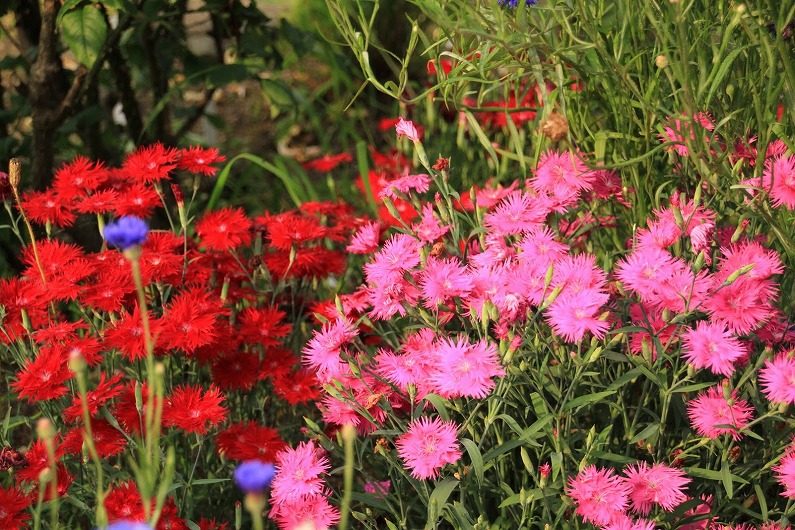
<box><xmin>140</xmin><ymin>231</ymin><xmax>183</xmax><ymax>284</ymax></box>
<box><xmin>52</xmin><ymin>156</ymin><xmax>109</xmax><ymax>198</ymax></box>
<box><xmin>237</xmin><ymin>307</ymin><xmax>292</xmax><ymax>346</ymax></box>
<box><xmin>178</xmin><ymin>146</ymin><xmax>226</xmax><ymax>176</ymax></box>
<box><xmin>302</xmin><ymin>152</ymin><xmax>352</xmax><ymax>172</ymax></box>
<box><xmin>19</xmin><ymin>189</ymin><xmax>77</xmax><ymax>227</ymax></box>
<box><xmin>211</xmin><ymin>351</ymin><xmax>262</xmax><ymax>390</ymax></box>
<box><xmin>80</xmin><ymin>271</ymin><xmax>132</xmax><ymax>312</ymax></box>
<box><xmin>60</xmin><ymin>418</ymin><xmax>127</xmax><ymax>458</ymax></box>
<box><xmin>264</xmin><ymin>212</ymin><xmax>327</xmax><ymax>250</ymax></box>
<box><xmin>104</xmin><ymin>305</ymin><xmax>160</xmax><ymax>361</ymax></box>
<box><xmin>113</xmin><ymin>183</ymin><xmax>161</xmax><ymax>217</ymax></box>
<box><xmin>75</xmin><ymin>189</ymin><xmax>120</xmax><ymax>214</ymax></box>
<box><xmin>160</xmin><ymin>287</ymin><xmax>226</xmax><ymax>353</ymax></box>
<box><xmin>259</xmin><ymin>347</ymin><xmax>298</xmax><ymax>381</ymax></box>
<box><xmin>112</xmin><ymin>382</ymin><xmax>151</xmax><ymax>434</ymax></box>
<box><xmin>0</xmin><ymin>486</ymin><xmax>31</xmax><ymax>529</ymax></box>
<box><xmin>272</xmin><ymin>368</ymin><xmax>321</xmax><ymax>405</ymax></box>
<box><xmin>63</xmin><ymin>372</ymin><xmax>124</xmax><ymax>422</ymax></box>
<box><xmin>197</xmin><ymin>518</ymin><xmax>230</xmax><ymax>530</ymax></box>
<box><xmin>12</xmin><ymin>346</ymin><xmax>71</xmax><ymax>402</ymax></box>
<box><xmin>157</xmin><ymin>499</ymin><xmax>190</xmax><ymax>530</ymax></box>
<box><xmin>15</xmin><ymin>439</ymin><xmax>51</xmax><ymax>482</ymax></box>
<box><xmin>196</xmin><ymin>207</ymin><xmax>252</xmax><ymax>251</ymax></box>
<box><xmin>122</xmin><ymin>143</ymin><xmax>179</xmax><ymax>183</ymax></box>
<box><xmin>105</xmin><ymin>480</ymin><xmax>146</xmax><ymax>522</ymax></box>
<box><xmin>216</xmin><ymin>421</ymin><xmax>286</xmax><ymax>462</ymax></box>
<box><xmin>163</xmin><ymin>384</ymin><xmax>227</xmax><ymax>434</ymax></box>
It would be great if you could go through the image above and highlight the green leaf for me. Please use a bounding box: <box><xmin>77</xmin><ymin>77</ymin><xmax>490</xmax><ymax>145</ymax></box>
<box><xmin>422</xmin><ymin>394</ymin><xmax>450</xmax><ymax>421</ymax></box>
<box><xmin>57</xmin><ymin>0</ymin><xmax>85</xmax><ymax>25</ymax></box>
<box><xmin>461</xmin><ymin>438</ymin><xmax>484</xmax><ymax>487</ymax></box>
<box><xmin>462</xmin><ymin>110</ymin><xmax>498</xmax><ymax>167</ymax></box>
<box><xmin>754</xmin><ymin>483</ymin><xmax>768</xmax><ymax>520</ymax></box>
<box><xmin>59</xmin><ymin>5</ymin><xmax>108</xmax><ymax>67</ymax></box>
<box><xmin>671</xmin><ymin>382</ymin><xmax>715</xmax><ymax>393</ymax></box>
<box><xmin>721</xmin><ymin>458</ymin><xmax>734</xmax><ymax>498</ymax></box>
<box><xmin>191</xmin><ymin>478</ymin><xmax>229</xmax><ymax>486</ymax></box>
<box><xmin>629</xmin><ymin>423</ymin><xmax>659</xmax><ymax>444</ymax></box>
<box><xmin>427</xmin><ymin>479</ymin><xmax>458</xmax><ymax>526</ymax></box>
<box><xmin>562</xmin><ymin>390</ymin><xmax>616</xmax><ymax>412</ymax></box>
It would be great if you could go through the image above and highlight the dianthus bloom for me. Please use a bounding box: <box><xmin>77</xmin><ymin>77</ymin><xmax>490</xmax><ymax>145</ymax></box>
<box><xmin>774</xmin><ymin>450</ymin><xmax>795</xmax><ymax>499</ymax></box>
<box><xmin>624</xmin><ymin>462</ymin><xmax>690</xmax><ymax>514</ymax></box>
<box><xmin>681</xmin><ymin>321</ymin><xmax>747</xmax><ymax>376</ymax></box>
<box><xmin>380</xmin><ymin>173</ymin><xmax>430</xmax><ymax>199</ymax></box>
<box><xmin>759</xmin><ymin>352</ymin><xmax>795</xmax><ymax>405</ymax></box>
<box><xmin>430</xmin><ymin>336</ymin><xmax>504</xmax><ymax>399</ymax></box>
<box><xmin>270</xmin><ymin>492</ymin><xmax>340</xmax><ymax>530</ymax></box>
<box><xmin>545</xmin><ymin>288</ymin><xmax>609</xmax><ymax>343</ymax></box>
<box><xmin>163</xmin><ymin>385</ymin><xmax>227</xmax><ymax>434</ymax></box>
<box><xmin>396</xmin><ymin>417</ymin><xmax>462</xmax><ymax>480</ymax></box>
<box><xmin>567</xmin><ymin>465</ymin><xmax>630</xmax><ymax>527</ymax></box>
<box><xmin>603</xmin><ymin>517</ymin><xmax>656</xmax><ymax>530</ymax></box>
<box><xmin>687</xmin><ymin>385</ymin><xmax>753</xmax><ymax>440</ymax></box>
<box><xmin>195</xmin><ymin>207</ymin><xmax>252</xmax><ymax>251</ymax></box>
<box><xmin>346</xmin><ymin>221</ymin><xmax>380</xmax><ymax>254</ymax></box>
<box><xmin>395</xmin><ymin>117</ymin><xmax>420</xmax><ymax>142</ymax></box>
<box><xmin>271</xmin><ymin>442</ymin><xmax>330</xmax><ymax>504</ymax></box>
<box><xmin>302</xmin><ymin>318</ymin><xmax>358</xmax><ymax>383</ymax></box>
<box><xmin>0</xmin><ymin>486</ymin><xmax>31</xmax><ymax>529</ymax></box>
<box><xmin>762</xmin><ymin>154</ymin><xmax>795</xmax><ymax>209</ymax></box>
<box><xmin>420</xmin><ymin>257</ymin><xmax>473</xmax><ymax>308</ymax></box>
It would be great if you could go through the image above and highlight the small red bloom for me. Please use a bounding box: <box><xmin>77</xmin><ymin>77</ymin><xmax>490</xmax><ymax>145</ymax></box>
<box><xmin>238</xmin><ymin>307</ymin><xmax>292</xmax><ymax>346</ymax></box>
<box><xmin>12</xmin><ymin>346</ymin><xmax>71</xmax><ymax>402</ymax></box>
<box><xmin>63</xmin><ymin>372</ymin><xmax>124</xmax><ymax>422</ymax></box>
<box><xmin>211</xmin><ymin>351</ymin><xmax>262</xmax><ymax>391</ymax></box>
<box><xmin>19</xmin><ymin>189</ymin><xmax>76</xmax><ymax>227</ymax></box>
<box><xmin>122</xmin><ymin>143</ymin><xmax>179</xmax><ymax>183</ymax></box>
<box><xmin>303</xmin><ymin>152</ymin><xmax>352</xmax><ymax>172</ymax></box>
<box><xmin>104</xmin><ymin>480</ymin><xmax>146</xmax><ymax>522</ymax></box>
<box><xmin>0</xmin><ymin>486</ymin><xmax>31</xmax><ymax>529</ymax></box>
<box><xmin>177</xmin><ymin>146</ymin><xmax>226</xmax><ymax>176</ymax></box>
<box><xmin>216</xmin><ymin>421</ymin><xmax>287</xmax><ymax>462</ymax></box>
<box><xmin>196</xmin><ymin>207</ymin><xmax>252</xmax><ymax>251</ymax></box>
<box><xmin>163</xmin><ymin>384</ymin><xmax>227</xmax><ymax>435</ymax></box>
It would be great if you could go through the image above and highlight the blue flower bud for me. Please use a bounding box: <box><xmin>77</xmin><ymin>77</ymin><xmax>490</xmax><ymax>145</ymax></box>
<box><xmin>234</xmin><ymin>460</ymin><xmax>276</xmax><ymax>493</ymax></box>
<box><xmin>103</xmin><ymin>216</ymin><xmax>149</xmax><ymax>250</ymax></box>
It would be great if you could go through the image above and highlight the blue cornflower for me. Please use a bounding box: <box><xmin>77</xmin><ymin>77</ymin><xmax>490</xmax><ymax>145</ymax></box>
<box><xmin>103</xmin><ymin>521</ymin><xmax>154</xmax><ymax>530</ymax></box>
<box><xmin>234</xmin><ymin>460</ymin><xmax>276</xmax><ymax>493</ymax></box>
<box><xmin>103</xmin><ymin>216</ymin><xmax>149</xmax><ymax>250</ymax></box>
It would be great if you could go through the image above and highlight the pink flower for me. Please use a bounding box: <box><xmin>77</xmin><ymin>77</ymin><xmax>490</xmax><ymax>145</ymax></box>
<box><xmin>774</xmin><ymin>450</ymin><xmax>795</xmax><ymax>499</ymax></box>
<box><xmin>567</xmin><ymin>465</ymin><xmax>631</xmax><ymax>527</ymax></box>
<box><xmin>302</xmin><ymin>318</ymin><xmax>358</xmax><ymax>383</ymax></box>
<box><xmin>762</xmin><ymin>154</ymin><xmax>795</xmax><ymax>209</ymax></box>
<box><xmin>431</xmin><ymin>336</ymin><xmax>504</xmax><ymax>399</ymax></box>
<box><xmin>380</xmin><ymin>173</ymin><xmax>431</xmax><ymax>199</ymax></box>
<box><xmin>659</xmin><ymin>112</ymin><xmax>715</xmax><ymax>156</ymax></box>
<box><xmin>615</xmin><ymin>246</ymin><xmax>680</xmax><ymax>302</ymax></box>
<box><xmin>718</xmin><ymin>241</ymin><xmax>784</xmax><ymax>281</ymax></box>
<box><xmin>412</xmin><ymin>203</ymin><xmax>449</xmax><ymax>242</ymax></box>
<box><xmin>603</xmin><ymin>516</ymin><xmax>657</xmax><ymax>530</ymax></box>
<box><xmin>420</xmin><ymin>257</ymin><xmax>472</xmax><ymax>308</ymax></box>
<box><xmin>623</xmin><ymin>462</ymin><xmax>690</xmax><ymax>514</ymax></box>
<box><xmin>677</xmin><ymin>495</ymin><xmax>714</xmax><ymax>530</ymax></box>
<box><xmin>396</xmin><ymin>417</ymin><xmax>462</xmax><ymax>479</ymax></box>
<box><xmin>687</xmin><ymin>385</ymin><xmax>753</xmax><ymax>440</ymax></box>
<box><xmin>517</xmin><ymin>226</ymin><xmax>569</xmax><ymax>276</ymax></box>
<box><xmin>363</xmin><ymin>480</ymin><xmax>391</xmax><ymax>497</ymax></box>
<box><xmin>364</xmin><ymin>233</ymin><xmax>420</xmax><ymax>284</ymax></box>
<box><xmin>703</xmin><ymin>277</ymin><xmax>777</xmax><ymax>334</ymax></box>
<box><xmin>270</xmin><ymin>491</ymin><xmax>340</xmax><ymax>530</ymax></box>
<box><xmin>545</xmin><ymin>289</ymin><xmax>609</xmax><ymax>343</ymax></box>
<box><xmin>681</xmin><ymin>321</ymin><xmax>747</xmax><ymax>376</ymax></box>
<box><xmin>552</xmin><ymin>254</ymin><xmax>607</xmax><ymax>293</ymax></box>
<box><xmin>368</xmin><ymin>277</ymin><xmax>421</xmax><ymax>321</ymax></box>
<box><xmin>395</xmin><ymin>117</ymin><xmax>420</xmax><ymax>142</ymax></box>
<box><xmin>347</xmin><ymin>222</ymin><xmax>381</xmax><ymax>254</ymax></box>
<box><xmin>271</xmin><ymin>442</ymin><xmax>331</xmax><ymax>505</ymax></box>
<box><xmin>484</xmin><ymin>191</ymin><xmax>550</xmax><ymax>236</ymax></box>
<box><xmin>759</xmin><ymin>352</ymin><xmax>795</xmax><ymax>405</ymax></box>
<box><xmin>532</xmin><ymin>150</ymin><xmax>596</xmax><ymax>200</ymax></box>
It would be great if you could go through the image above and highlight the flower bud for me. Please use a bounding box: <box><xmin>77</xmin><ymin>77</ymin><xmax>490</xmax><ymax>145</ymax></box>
<box><xmin>655</xmin><ymin>55</ymin><xmax>669</xmax><ymax>69</ymax></box>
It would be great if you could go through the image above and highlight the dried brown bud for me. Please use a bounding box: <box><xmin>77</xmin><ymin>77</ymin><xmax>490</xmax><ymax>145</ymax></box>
<box><xmin>8</xmin><ymin>158</ymin><xmax>22</xmax><ymax>191</ymax></box>
<box><xmin>432</xmin><ymin>157</ymin><xmax>449</xmax><ymax>171</ymax></box>
<box><xmin>0</xmin><ymin>447</ymin><xmax>27</xmax><ymax>471</ymax></box>
<box><xmin>540</xmin><ymin>112</ymin><xmax>568</xmax><ymax>142</ymax></box>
